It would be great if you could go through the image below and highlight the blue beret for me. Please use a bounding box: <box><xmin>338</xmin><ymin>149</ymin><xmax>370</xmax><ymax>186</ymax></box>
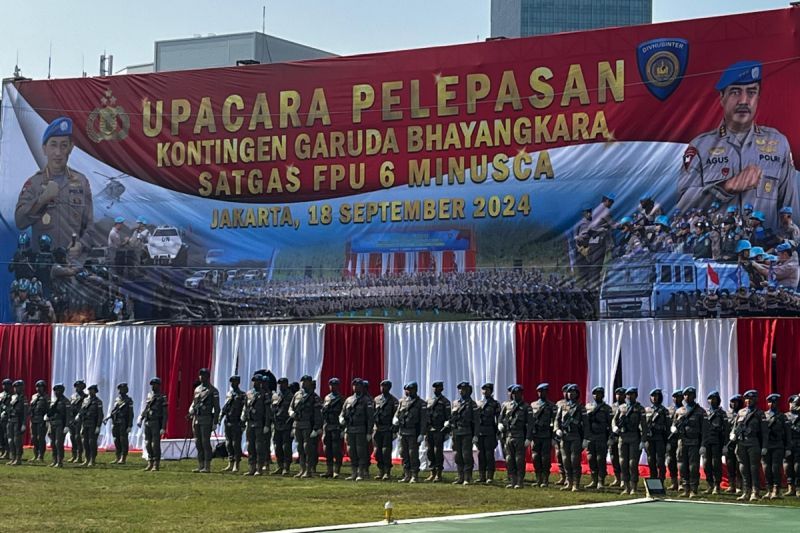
<box><xmin>603</xmin><ymin>193</ymin><xmax>617</xmax><ymax>201</ymax></box>
<box><xmin>114</xmin><ymin>216</ymin><xmax>125</xmax><ymax>224</ymax></box>
<box><xmin>404</xmin><ymin>381</ymin><xmax>417</xmax><ymax>390</ymax></box>
<box><xmin>35</xmin><ymin>380</ymin><xmax>46</xmax><ymax>387</ymax></box>
<box><xmin>277</xmin><ymin>377</ymin><xmax>289</xmax><ymax>384</ymax></box>
<box><xmin>672</xmin><ymin>389</ymin><xmax>684</xmax><ymax>397</ymax></box>
<box><xmin>150</xmin><ymin>377</ymin><xmax>161</xmax><ymax>385</ymax></box>
<box><xmin>715</xmin><ymin>60</ymin><xmax>762</xmax><ymax>91</ymax></box>
<box><xmin>457</xmin><ymin>381</ymin><xmax>471</xmax><ymax>389</ymax></box>
<box><xmin>789</xmin><ymin>395</ymin><xmax>799</xmax><ymax>403</ymax></box>
<box><xmin>649</xmin><ymin>388</ymin><xmax>662</xmax><ymax>396</ymax></box>
<box><xmin>251</xmin><ymin>374</ymin><xmax>261</xmax><ymax>382</ymax></box>
<box><xmin>566</xmin><ymin>384</ymin><xmax>579</xmax><ymax>393</ymax></box>
<box><xmin>743</xmin><ymin>389</ymin><xmax>758</xmax><ymax>399</ymax></box>
<box><xmin>351</xmin><ymin>377</ymin><xmax>362</xmax><ymax>385</ymax></box>
<box><xmin>561</xmin><ymin>383</ymin><xmax>571</xmax><ymax>392</ymax></box>
<box><xmin>328</xmin><ymin>377</ymin><xmax>340</xmax><ymax>385</ymax></box>
<box><xmin>481</xmin><ymin>382</ymin><xmax>494</xmax><ymax>390</ymax></box>
<box><xmin>117</xmin><ymin>382</ymin><xmax>128</xmax><ymax>389</ymax></box>
<box><xmin>509</xmin><ymin>384</ymin><xmax>523</xmax><ymax>393</ymax></box>
<box><xmin>380</xmin><ymin>380</ymin><xmax>392</xmax><ymax>387</ymax></box>
<box><xmin>88</xmin><ymin>384</ymin><xmax>98</xmax><ymax>391</ymax></box>
<box><xmin>41</xmin><ymin>116</ymin><xmax>73</xmax><ymax>144</ymax></box>
<box><xmin>432</xmin><ymin>380</ymin><xmax>443</xmax><ymax>387</ymax></box>
<box><xmin>53</xmin><ymin>383</ymin><xmax>65</xmax><ymax>391</ymax></box>
<box><xmin>614</xmin><ymin>387</ymin><xmax>626</xmax><ymax>394</ymax></box>
<box><xmin>683</xmin><ymin>386</ymin><xmax>696</xmax><ymax>395</ymax></box>
<box><xmin>198</xmin><ymin>368</ymin><xmax>210</xmax><ymax>375</ymax></box>
<box><xmin>707</xmin><ymin>390</ymin><xmax>720</xmax><ymax>400</ymax></box>
<box><xmin>729</xmin><ymin>394</ymin><xmax>742</xmax><ymax>402</ymax></box>
<box><xmin>1</xmin><ymin>379</ymin><xmax>11</xmax><ymax>385</ymax></box>
<box><xmin>591</xmin><ymin>386</ymin><xmax>604</xmax><ymax>394</ymax></box>
<box><xmin>300</xmin><ymin>375</ymin><xmax>313</xmax><ymax>382</ymax></box>
<box><xmin>537</xmin><ymin>382</ymin><xmax>550</xmax><ymax>391</ymax></box>
<box><xmin>73</xmin><ymin>380</ymin><xmax>85</xmax><ymax>387</ymax></box>
<box><xmin>766</xmin><ymin>393</ymin><xmax>780</xmax><ymax>402</ymax></box>
<box><xmin>777</xmin><ymin>242</ymin><xmax>793</xmax><ymax>253</ymax></box>
<box><xmin>626</xmin><ymin>387</ymin><xmax>638</xmax><ymax>394</ymax></box>
<box><xmin>780</xmin><ymin>206</ymin><xmax>793</xmax><ymax>215</ymax></box>
<box><xmin>229</xmin><ymin>375</ymin><xmax>240</xmax><ymax>382</ymax></box>
<box><xmin>13</xmin><ymin>380</ymin><xmax>24</xmax><ymax>386</ymax></box>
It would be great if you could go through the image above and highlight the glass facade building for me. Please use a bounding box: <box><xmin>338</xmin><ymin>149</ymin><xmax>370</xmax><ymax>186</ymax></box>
<box><xmin>491</xmin><ymin>0</ymin><xmax>652</xmax><ymax>38</ymax></box>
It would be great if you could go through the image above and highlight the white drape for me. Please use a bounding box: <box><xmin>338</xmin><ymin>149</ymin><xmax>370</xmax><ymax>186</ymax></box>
<box><xmin>619</xmin><ymin>319</ymin><xmax>739</xmax><ymax>404</ymax></box>
<box><xmin>384</xmin><ymin>321</ymin><xmax>516</xmax><ymax>467</ymax></box>
<box><xmin>51</xmin><ymin>325</ymin><xmax>157</xmax><ymax>450</ymax></box>
<box><xmin>381</xmin><ymin>253</ymin><xmax>390</xmax><ymax>275</ymax></box>
<box><xmin>586</xmin><ymin>320</ymin><xmax>623</xmax><ymax>395</ymax></box>
<box><xmin>455</xmin><ymin>250</ymin><xmax>466</xmax><ymax>273</ymax></box>
<box><xmin>405</xmin><ymin>252</ymin><xmax>415</xmax><ymax>274</ymax></box>
<box><xmin>212</xmin><ymin>324</ymin><xmax>325</xmax><ymax>397</ymax></box>
<box><xmin>433</xmin><ymin>251</ymin><xmax>443</xmax><ymax>275</ymax></box>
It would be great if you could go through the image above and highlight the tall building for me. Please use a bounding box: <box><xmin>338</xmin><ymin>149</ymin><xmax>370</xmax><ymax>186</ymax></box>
<box><xmin>491</xmin><ymin>0</ymin><xmax>652</xmax><ymax>38</ymax></box>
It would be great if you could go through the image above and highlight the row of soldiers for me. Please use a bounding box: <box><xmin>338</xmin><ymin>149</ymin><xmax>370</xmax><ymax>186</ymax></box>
<box><xmin>5</xmin><ymin>372</ymin><xmax>800</xmax><ymax>500</ymax></box>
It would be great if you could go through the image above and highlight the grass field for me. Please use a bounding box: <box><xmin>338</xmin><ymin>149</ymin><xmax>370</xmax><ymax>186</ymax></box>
<box><xmin>4</xmin><ymin>451</ymin><xmax>799</xmax><ymax>532</ymax></box>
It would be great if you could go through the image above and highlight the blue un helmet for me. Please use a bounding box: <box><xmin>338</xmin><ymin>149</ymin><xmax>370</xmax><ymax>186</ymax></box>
<box><xmin>735</xmin><ymin>239</ymin><xmax>752</xmax><ymax>254</ymax></box>
<box><xmin>655</xmin><ymin>215</ymin><xmax>670</xmax><ymax>228</ymax></box>
<box><xmin>38</xmin><ymin>234</ymin><xmax>52</xmax><ymax>252</ymax></box>
<box><xmin>17</xmin><ymin>233</ymin><xmax>30</xmax><ymax>249</ymax></box>
<box><xmin>18</xmin><ymin>279</ymin><xmax>31</xmax><ymax>293</ymax></box>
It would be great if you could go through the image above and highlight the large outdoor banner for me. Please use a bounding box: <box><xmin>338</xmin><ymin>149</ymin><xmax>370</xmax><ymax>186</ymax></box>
<box><xmin>2</xmin><ymin>8</ymin><xmax>800</xmax><ymax>323</ymax></box>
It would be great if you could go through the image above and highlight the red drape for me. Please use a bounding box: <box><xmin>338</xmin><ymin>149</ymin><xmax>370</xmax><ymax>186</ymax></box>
<box><xmin>770</xmin><ymin>319</ymin><xmax>800</xmax><ymax>401</ymax></box>
<box><xmin>0</xmin><ymin>325</ymin><xmax>53</xmax><ymax>445</ymax></box>
<box><xmin>736</xmin><ymin>318</ymin><xmax>776</xmax><ymax>410</ymax></box>
<box><xmin>515</xmin><ymin>322</ymin><xmax>588</xmax><ymax>403</ymax></box>
<box><xmin>155</xmin><ymin>326</ymin><xmax>213</xmax><ymax>438</ymax></box>
<box><xmin>321</xmin><ymin>323</ymin><xmax>385</xmax><ymax>396</ymax></box>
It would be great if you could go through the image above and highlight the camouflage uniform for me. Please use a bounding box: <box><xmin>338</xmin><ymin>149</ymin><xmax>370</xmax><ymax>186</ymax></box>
<box><xmin>645</xmin><ymin>401</ymin><xmax>670</xmax><ymax>483</ymax></box>
<box><xmin>77</xmin><ymin>391</ymin><xmax>103</xmax><ymax>466</ymax></box>
<box><xmin>6</xmin><ymin>384</ymin><xmax>29</xmax><ymax>466</ymax></box>
<box><xmin>449</xmin><ymin>383</ymin><xmax>480</xmax><ymax>484</ymax></box>
<box><xmin>763</xmin><ymin>401</ymin><xmax>789</xmax><ymax>498</ymax></box>
<box><xmin>673</xmin><ymin>398</ymin><xmax>706</xmax><ymax>496</ymax></box>
<box><xmin>585</xmin><ymin>396</ymin><xmax>612</xmax><ymax>488</ymax></box>
<box><xmin>702</xmin><ymin>401</ymin><xmax>729</xmax><ymax>494</ymax></box>
<box><xmin>530</xmin><ymin>395</ymin><xmax>557</xmax><ymax>486</ymax></box>
<box><xmin>29</xmin><ymin>385</ymin><xmax>50</xmax><ymax>461</ymax></box>
<box><xmin>0</xmin><ymin>380</ymin><xmax>11</xmax><ymax>459</ymax></box>
<box><xmin>288</xmin><ymin>381</ymin><xmax>322</xmax><ymax>478</ymax></box>
<box><xmin>321</xmin><ymin>386</ymin><xmax>344</xmax><ymax>478</ymax></box>
<box><xmin>499</xmin><ymin>393</ymin><xmax>532</xmax><ymax>489</ymax></box>
<box><xmin>220</xmin><ymin>379</ymin><xmax>246</xmax><ymax>472</ymax></box>
<box><xmin>425</xmin><ymin>387</ymin><xmax>450</xmax><ymax>482</ymax></box>
<box><xmin>612</xmin><ymin>394</ymin><xmax>648</xmax><ymax>494</ymax></box>
<box><xmin>372</xmin><ymin>386</ymin><xmax>399</xmax><ymax>480</ymax></box>
<box><xmin>47</xmin><ymin>388</ymin><xmax>71</xmax><ymax>467</ymax></box>
<box><xmin>139</xmin><ymin>382</ymin><xmax>168</xmax><ymax>471</ymax></box>
<box><xmin>68</xmin><ymin>384</ymin><xmax>87</xmax><ymax>462</ymax></box>
<box><xmin>785</xmin><ymin>401</ymin><xmax>800</xmax><ymax>497</ymax></box>
<box><xmin>395</xmin><ymin>386</ymin><xmax>428</xmax><ymax>483</ymax></box>
<box><xmin>188</xmin><ymin>378</ymin><xmax>221</xmax><ymax>473</ymax></box>
<box><xmin>476</xmin><ymin>387</ymin><xmax>501</xmax><ymax>483</ymax></box>
<box><xmin>108</xmin><ymin>389</ymin><xmax>134</xmax><ymax>464</ymax></box>
<box><xmin>731</xmin><ymin>400</ymin><xmax>769</xmax><ymax>500</ymax></box>
<box><xmin>242</xmin><ymin>377</ymin><xmax>272</xmax><ymax>476</ymax></box>
<box><xmin>342</xmin><ymin>386</ymin><xmax>375</xmax><ymax>480</ymax></box>
<box><xmin>555</xmin><ymin>395</ymin><xmax>588</xmax><ymax>491</ymax></box>
<box><xmin>271</xmin><ymin>383</ymin><xmax>294</xmax><ymax>475</ymax></box>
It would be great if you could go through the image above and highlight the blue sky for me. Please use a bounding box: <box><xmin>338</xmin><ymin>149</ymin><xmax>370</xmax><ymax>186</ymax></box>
<box><xmin>0</xmin><ymin>0</ymin><xmax>791</xmax><ymax>79</ymax></box>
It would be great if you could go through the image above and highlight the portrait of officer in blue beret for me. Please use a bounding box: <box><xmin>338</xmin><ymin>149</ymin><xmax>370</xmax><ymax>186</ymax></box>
<box><xmin>14</xmin><ymin>116</ymin><xmax>93</xmax><ymax>251</ymax></box>
<box><xmin>677</xmin><ymin>61</ymin><xmax>797</xmax><ymax>230</ymax></box>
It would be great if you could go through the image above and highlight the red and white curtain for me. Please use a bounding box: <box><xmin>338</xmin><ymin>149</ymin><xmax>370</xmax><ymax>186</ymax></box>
<box><xmin>2</xmin><ymin>318</ymin><xmax>800</xmax><ymax>457</ymax></box>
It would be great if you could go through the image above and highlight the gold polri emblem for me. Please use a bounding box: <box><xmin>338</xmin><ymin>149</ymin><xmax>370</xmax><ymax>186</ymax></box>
<box><xmin>765</xmin><ymin>181</ymin><xmax>773</xmax><ymax>193</ymax></box>
<box><xmin>755</xmin><ymin>138</ymin><xmax>766</xmax><ymax>145</ymax></box>
<box><xmin>42</xmin><ymin>213</ymin><xmax>51</xmax><ymax>225</ymax></box>
<box><xmin>87</xmin><ymin>89</ymin><xmax>130</xmax><ymax>143</ymax></box>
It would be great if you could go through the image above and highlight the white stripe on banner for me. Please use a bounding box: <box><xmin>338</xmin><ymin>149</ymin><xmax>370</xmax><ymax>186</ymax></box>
<box><xmin>384</xmin><ymin>321</ymin><xmax>516</xmax><ymax>467</ymax></box>
<box><xmin>51</xmin><ymin>325</ymin><xmax>157</xmax><ymax>450</ymax></box>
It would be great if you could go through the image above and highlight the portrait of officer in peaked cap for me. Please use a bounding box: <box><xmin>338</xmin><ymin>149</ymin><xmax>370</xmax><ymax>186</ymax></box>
<box><xmin>15</xmin><ymin>116</ymin><xmax>93</xmax><ymax>251</ymax></box>
<box><xmin>677</xmin><ymin>60</ymin><xmax>798</xmax><ymax>228</ymax></box>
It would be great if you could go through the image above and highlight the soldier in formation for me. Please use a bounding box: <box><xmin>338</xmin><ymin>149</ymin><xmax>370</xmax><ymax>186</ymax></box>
<box><xmin>138</xmin><ymin>377</ymin><xmax>168</xmax><ymax>471</ymax></box>
<box><xmin>321</xmin><ymin>377</ymin><xmax>344</xmax><ymax>479</ymax></box>
<box><xmin>220</xmin><ymin>375</ymin><xmax>246</xmax><ymax>473</ymax></box>
<box><xmin>372</xmin><ymin>380</ymin><xmax>398</xmax><ymax>480</ymax></box>
<box><xmin>107</xmin><ymin>382</ymin><xmax>134</xmax><ymax>465</ymax></box>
